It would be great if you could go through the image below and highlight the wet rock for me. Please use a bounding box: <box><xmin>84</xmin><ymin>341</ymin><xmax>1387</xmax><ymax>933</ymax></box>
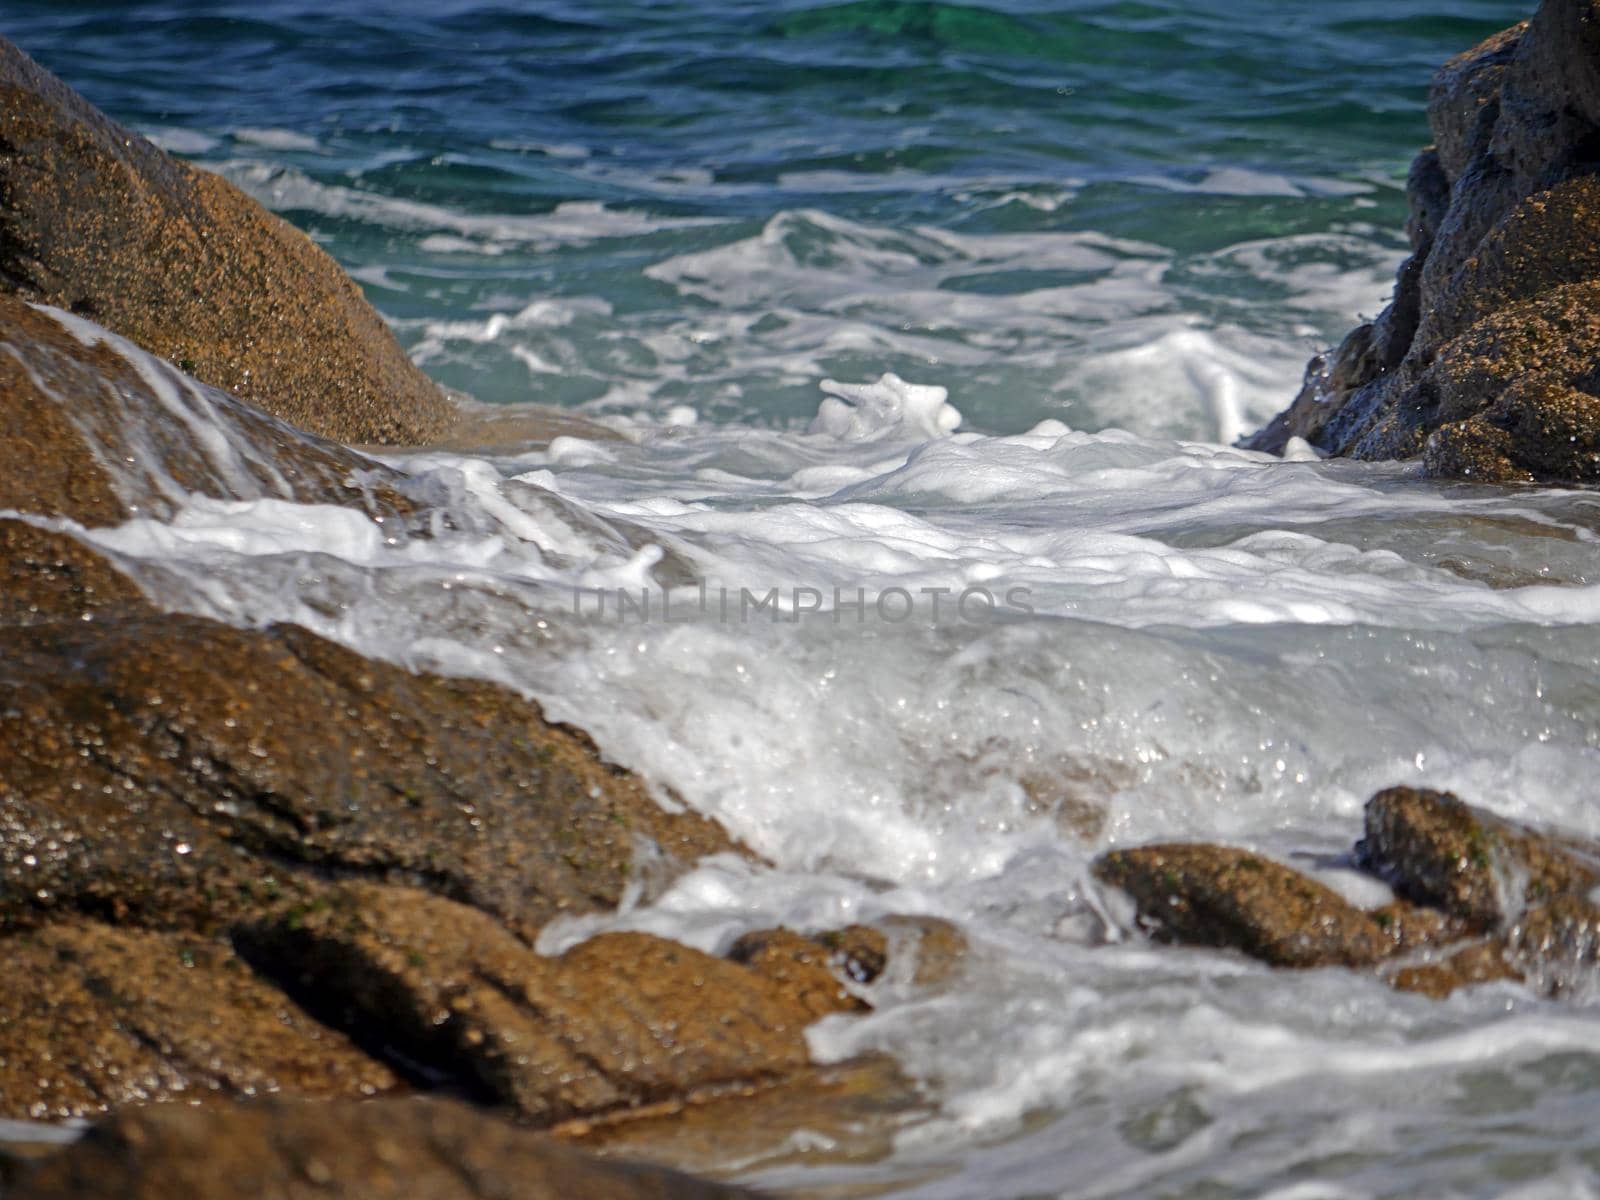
<box><xmin>1357</xmin><ymin>787</ymin><xmax>1600</xmax><ymax>930</ymax></box>
<box><xmin>1387</xmin><ymin>940</ymin><xmax>1521</xmax><ymax>1000</ymax></box>
<box><xmin>0</xmin><ymin>295</ymin><xmax>414</xmax><ymax>526</ymax></box>
<box><xmin>0</xmin><ymin>922</ymin><xmax>395</xmax><ymax>1120</ymax></box>
<box><xmin>0</xmin><ymin>609</ymin><xmax>732</xmax><ymax>941</ymax></box>
<box><xmin>0</xmin><ymin>37</ymin><xmax>454</xmax><ymax>446</ymax></box>
<box><xmin>237</xmin><ymin>885</ymin><xmax>863</xmax><ymax>1125</ymax></box>
<box><xmin>1368</xmin><ymin>899</ymin><xmax>1466</xmax><ymax>955</ymax></box>
<box><xmin>1094</xmin><ymin>843</ymin><xmax>1392</xmax><ymax>969</ymax></box>
<box><xmin>0</xmin><ymin>519</ymin><xmax>145</xmax><ymax>626</ymax></box>
<box><xmin>725</xmin><ymin>928</ymin><xmax>873</xmax><ymax>1017</ymax></box>
<box><xmin>1505</xmin><ymin>894</ymin><xmax>1600</xmax><ymax>996</ymax></box>
<box><xmin>729</xmin><ymin>915</ymin><xmax>969</xmax><ymax>995</ymax></box>
<box><xmin>1243</xmin><ymin>0</ymin><xmax>1600</xmax><ymax>484</ymax></box>
<box><xmin>7</xmin><ymin>1097</ymin><xmax>754</xmax><ymax>1200</ymax></box>
<box><xmin>565</xmin><ymin>1056</ymin><xmax>925</xmax><ymax>1176</ymax></box>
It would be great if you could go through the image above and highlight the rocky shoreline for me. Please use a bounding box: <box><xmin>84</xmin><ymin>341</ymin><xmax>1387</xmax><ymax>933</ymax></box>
<box><xmin>5</xmin><ymin>5</ymin><xmax>1600</xmax><ymax>1194</ymax></box>
<box><xmin>1246</xmin><ymin>0</ymin><xmax>1600</xmax><ymax>485</ymax></box>
<box><xmin>0</xmin><ymin>35</ymin><xmax>933</xmax><ymax>1195</ymax></box>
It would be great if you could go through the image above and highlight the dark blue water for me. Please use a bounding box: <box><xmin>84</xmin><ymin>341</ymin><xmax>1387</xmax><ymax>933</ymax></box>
<box><xmin>8</xmin><ymin>2</ymin><xmax>1526</xmax><ymax>432</ymax></box>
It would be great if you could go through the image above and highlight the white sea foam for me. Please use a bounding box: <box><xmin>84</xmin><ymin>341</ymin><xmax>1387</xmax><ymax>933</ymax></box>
<box><xmin>392</xmin><ymin>205</ymin><xmax>1385</xmax><ymax>441</ymax></box>
<box><xmin>139</xmin><ymin>126</ymin><xmax>221</xmax><ymax>155</ymax></box>
<box><xmin>220</xmin><ymin>161</ymin><xmax>725</xmax><ymax>252</ymax></box>
<box><xmin>231</xmin><ymin>126</ymin><xmax>323</xmax><ymax>152</ymax></box>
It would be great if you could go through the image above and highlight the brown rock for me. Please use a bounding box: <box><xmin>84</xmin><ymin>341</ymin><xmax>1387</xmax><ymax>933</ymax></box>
<box><xmin>1506</xmin><ymin>894</ymin><xmax>1600</xmax><ymax>994</ymax></box>
<box><xmin>1368</xmin><ymin>899</ymin><xmax>1466</xmax><ymax>955</ymax></box>
<box><xmin>566</xmin><ymin>1056</ymin><xmax>925</xmax><ymax>1176</ymax></box>
<box><xmin>0</xmin><ymin>467</ymin><xmax>771</xmax><ymax>1124</ymax></box>
<box><xmin>1357</xmin><ymin>787</ymin><xmax>1600</xmax><ymax>930</ymax></box>
<box><xmin>7</xmin><ymin>1097</ymin><xmax>754</xmax><ymax>1200</ymax></box>
<box><xmin>1094</xmin><ymin>843</ymin><xmax>1392</xmax><ymax>969</ymax></box>
<box><xmin>0</xmin><ymin>295</ymin><xmax>414</xmax><ymax>526</ymax></box>
<box><xmin>236</xmin><ymin>885</ymin><xmax>863</xmax><ymax>1125</ymax></box>
<box><xmin>0</xmin><ymin>37</ymin><xmax>454</xmax><ymax>446</ymax></box>
<box><xmin>725</xmin><ymin>928</ymin><xmax>872</xmax><ymax>1017</ymax></box>
<box><xmin>1243</xmin><ymin>1</ymin><xmax>1600</xmax><ymax>485</ymax></box>
<box><xmin>0</xmin><ymin>519</ymin><xmax>145</xmax><ymax>626</ymax></box>
<box><xmin>727</xmin><ymin>916</ymin><xmax>968</xmax><ymax>997</ymax></box>
<box><xmin>0</xmin><ymin>609</ymin><xmax>732</xmax><ymax>941</ymax></box>
<box><xmin>0</xmin><ymin>923</ymin><xmax>395</xmax><ymax>1120</ymax></box>
<box><xmin>1388</xmin><ymin>940</ymin><xmax>1521</xmax><ymax>999</ymax></box>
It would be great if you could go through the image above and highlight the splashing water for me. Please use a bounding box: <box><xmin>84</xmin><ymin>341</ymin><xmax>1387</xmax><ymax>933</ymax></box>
<box><xmin>16</xmin><ymin>0</ymin><xmax>1600</xmax><ymax>1195</ymax></box>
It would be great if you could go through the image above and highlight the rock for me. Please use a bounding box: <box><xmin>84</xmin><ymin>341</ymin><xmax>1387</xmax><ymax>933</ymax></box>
<box><xmin>1505</xmin><ymin>894</ymin><xmax>1600</xmax><ymax>995</ymax></box>
<box><xmin>0</xmin><ymin>519</ymin><xmax>145</xmax><ymax>626</ymax></box>
<box><xmin>6</xmin><ymin>1097</ymin><xmax>754</xmax><ymax>1200</ymax></box>
<box><xmin>725</xmin><ymin>928</ymin><xmax>873</xmax><ymax>1017</ymax></box>
<box><xmin>0</xmin><ymin>923</ymin><xmax>396</xmax><ymax>1120</ymax></box>
<box><xmin>1387</xmin><ymin>940</ymin><xmax>1521</xmax><ymax>999</ymax></box>
<box><xmin>0</xmin><ymin>528</ymin><xmax>768</xmax><ymax>1122</ymax></box>
<box><xmin>1368</xmin><ymin>899</ymin><xmax>1466</xmax><ymax>955</ymax></box>
<box><xmin>0</xmin><ymin>296</ymin><xmax>414</xmax><ymax>526</ymax></box>
<box><xmin>1357</xmin><ymin>787</ymin><xmax>1600</xmax><ymax>930</ymax></box>
<box><xmin>1243</xmin><ymin>0</ymin><xmax>1600</xmax><ymax>484</ymax></box>
<box><xmin>0</xmin><ymin>37</ymin><xmax>454</xmax><ymax>446</ymax></box>
<box><xmin>728</xmin><ymin>915</ymin><xmax>969</xmax><ymax>995</ymax></box>
<box><xmin>1094</xmin><ymin>843</ymin><xmax>1392</xmax><ymax>969</ymax></box>
<box><xmin>236</xmin><ymin>886</ymin><xmax>863</xmax><ymax>1125</ymax></box>
<box><xmin>0</xmin><ymin>607</ymin><xmax>732</xmax><ymax>942</ymax></box>
<box><xmin>565</xmin><ymin>1056</ymin><xmax>925</xmax><ymax>1176</ymax></box>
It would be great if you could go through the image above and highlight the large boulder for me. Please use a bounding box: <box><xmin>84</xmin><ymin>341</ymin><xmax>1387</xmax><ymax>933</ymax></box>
<box><xmin>0</xmin><ymin>589</ymin><xmax>732</xmax><ymax>945</ymax></box>
<box><xmin>1245</xmin><ymin>0</ymin><xmax>1600</xmax><ymax>484</ymax></box>
<box><xmin>0</xmin><ymin>37</ymin><xmax>454</xmax><ymax>446</ymax></box>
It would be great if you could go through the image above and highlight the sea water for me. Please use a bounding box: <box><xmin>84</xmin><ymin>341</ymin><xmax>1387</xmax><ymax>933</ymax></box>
<box><xmin>17</xmin><ymin>2</ymin><xmax>1600</xmax><ymax>1196</ymax></box>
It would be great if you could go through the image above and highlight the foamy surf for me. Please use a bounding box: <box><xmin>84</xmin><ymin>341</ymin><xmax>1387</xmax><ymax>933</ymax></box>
<box><xmin>14</xmin><ymin>0</ymin><xmax>1579</xmax><ymax>1192</ymax></box>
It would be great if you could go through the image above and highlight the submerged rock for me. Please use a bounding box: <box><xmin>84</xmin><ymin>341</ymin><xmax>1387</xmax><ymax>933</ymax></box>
<box><xmin>728</xmin><ymin>915</ymin><xmax>969</xmax><ymax>995</ymax></box>
<box><xmin>7</xmin><ymin>1097</ymin><xmax>754</xmax><ymax>1199</ymax></box>
<box><xmin>1093</xmin><ymin>843</ymin><xmax>1392</xmax><ymax>969</ymax></box>
<box><xmin>1244</xmin><ymin>0</ymin><xmax>1600</xmax><ymax>484</ymax></box>
<box><xmin>0</xmin><ymin>37</ymin><xmax>454</xmax><ymax>446</ymax></box>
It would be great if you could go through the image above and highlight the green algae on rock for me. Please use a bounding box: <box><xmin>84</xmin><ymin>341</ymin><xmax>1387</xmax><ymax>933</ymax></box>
<box><xmin>0</xmin><ymin>37</ymin><xmax>455</xmax><ymax>446</ymax></box>
<box><xmin>1244</xmin><ymin>0</ymin><xmax>1600</xmax><ymax>485</ymax></box>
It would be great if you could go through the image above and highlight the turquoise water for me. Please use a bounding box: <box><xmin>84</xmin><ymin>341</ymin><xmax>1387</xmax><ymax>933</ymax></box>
<box><xmin>12</xmin><ymin>2</ymin><xmax>1522</xmax><ymax>433</ymax></box>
